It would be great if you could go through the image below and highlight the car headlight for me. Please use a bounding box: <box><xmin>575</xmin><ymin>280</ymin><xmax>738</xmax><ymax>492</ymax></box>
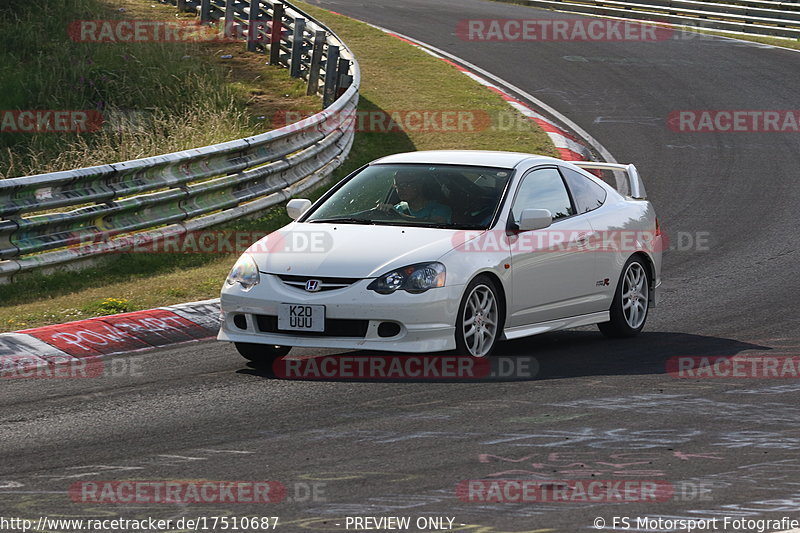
<box><xmin>368</xmin><ymin>262</ymin><xmax>446</xmax><ymax>294</ymax></box>
<box><xmin>225</xmin><ymin>253</ymin><xmax>260</xmax><ymax>291</ymax></box>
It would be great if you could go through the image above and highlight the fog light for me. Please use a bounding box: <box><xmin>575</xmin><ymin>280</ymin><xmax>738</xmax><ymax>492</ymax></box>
<box><xmin>233</xmin><ymin>314</ymin><xmax>248</xmax><ymax>330</ymax></box>
<box><xmin>377</xmin><ymin>322</ymin><xmax>401</xmax><ymax>338</ymax></box>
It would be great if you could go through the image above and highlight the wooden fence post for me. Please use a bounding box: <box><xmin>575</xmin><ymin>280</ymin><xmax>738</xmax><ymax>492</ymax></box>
<box><xmin>290</xmin><ymin>17</ymin><xmax>306</xmax><ymax>78</ymax></box>
<box><xmin>200</xmin><ymin>0</ymin><xmax>212</xmax><ymax>23</ymax></box>
<box><xmin>269</xmin><ymin>3</ymin><xmax>284</xmax><ymax>65</ymax></box>
<box><xmin>322</xmin><ymin>45</ymin><xmax>339</xmax><ymax>107</ymax></box>
<box><xmin>224</xmin><ymin>0</ymin><xmax>236</xmax><ymax>39</ymax></box>
<box><xmin>247</xmin><ymin>0</ymin><xmax>261</xmax><ymax>52</ymax></box>
<box><xmin>306</xmin><ymin>30</ymin><xmax>326</xmax><ymax>96</ymax></box>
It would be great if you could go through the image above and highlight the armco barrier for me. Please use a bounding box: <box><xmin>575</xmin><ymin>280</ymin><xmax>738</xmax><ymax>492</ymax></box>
<box><xmin>0</xmin><ymin>0</ymin><xmax>359</xmax><ymax>282</ymax></box>
<box><xmin>494</xmin><ymin>0</ymin><xmax>800</xmax><ymax>38</ymax></box>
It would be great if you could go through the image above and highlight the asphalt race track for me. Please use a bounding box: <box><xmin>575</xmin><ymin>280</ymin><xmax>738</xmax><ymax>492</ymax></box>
<box><xmin>2</xmin><ymin>0</ymin><xmax>800</xmax><ymax>531</ymax></box>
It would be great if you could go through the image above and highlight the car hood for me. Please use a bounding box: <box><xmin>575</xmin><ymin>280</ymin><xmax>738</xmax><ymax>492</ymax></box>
<box><xmin>247</xmin><ymin>222</ymin><xmax>466</xmax><ymax>278</ymax></box>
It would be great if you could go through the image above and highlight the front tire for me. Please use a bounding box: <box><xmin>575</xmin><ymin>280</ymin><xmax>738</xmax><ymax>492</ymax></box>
<box><xmin>455</xmin><ymin>275</ymin><xmax>502</xmax><ymax>357</ymax></box>
<box><xmin>598</xmin><ymin>256</ymin><xmax>650</xmax><ymax>338</ymax></box>
<box><xmin>234</xmin><ymin>342</ymin><xmax>291</xmax><ymax>367</ymax></box>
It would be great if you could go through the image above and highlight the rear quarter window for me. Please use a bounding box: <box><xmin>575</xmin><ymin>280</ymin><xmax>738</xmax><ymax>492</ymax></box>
<box><xmin>561</xmin><ymin>167</ymin><xmax>607</xmax><ymax>214</ymax></box>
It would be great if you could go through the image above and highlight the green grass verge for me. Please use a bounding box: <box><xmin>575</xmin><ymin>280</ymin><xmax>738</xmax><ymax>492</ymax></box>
<box><xmin>0</xmin><ymin>2</ymin><xmax>557</xmax><ymax>332</ymax></box>
<box><xmin>0</xmin><ymin>0</ymin><xmax>316</xmax><ymax>178</ymax></box>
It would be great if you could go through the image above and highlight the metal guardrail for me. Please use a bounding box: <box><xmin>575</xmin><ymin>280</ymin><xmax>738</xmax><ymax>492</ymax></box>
<box><xmin>498</xmin><ymin>0</ymin><xmax>800</xmax><ymax>38</ymax></box>
<box><xmin>0</xmin><ymin>0</ymin><xmax>359</xmax><ymax>281</ymax></box>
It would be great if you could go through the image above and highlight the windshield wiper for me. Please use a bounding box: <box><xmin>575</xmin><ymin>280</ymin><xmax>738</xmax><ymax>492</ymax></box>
<box><xmin>365</xmin><ymin>221</ymin><xmax>486</xmax><ymax>230</ymax></box>
<box><xmin>426</xmin><ymin>223</ymin><xmax>485</xmax><ymax>230</ymax></box>
<box><xmin>308</xmin><ymin>217</ymin><xmax>375</xmax><ymax>224</ymax></box>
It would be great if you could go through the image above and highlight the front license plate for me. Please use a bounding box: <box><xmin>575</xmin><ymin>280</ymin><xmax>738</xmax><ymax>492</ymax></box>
<box><xmin>278</xmin><ymin>303</ymin><xmax>325</xmax><ymax>332</ymax></box>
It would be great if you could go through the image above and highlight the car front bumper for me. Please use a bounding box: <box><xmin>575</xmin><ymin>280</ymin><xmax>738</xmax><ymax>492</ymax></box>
<box><xmin>217</xmin><ymin>274</ymin><xmax>464</xmax><ymax>353</ymax></box>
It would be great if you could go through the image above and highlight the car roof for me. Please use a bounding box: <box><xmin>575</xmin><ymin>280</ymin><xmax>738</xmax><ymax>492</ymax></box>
<box><xmin>371</xmin><ymin>150</ymin><xmax>563</xmax><ymax>169</ymax></box>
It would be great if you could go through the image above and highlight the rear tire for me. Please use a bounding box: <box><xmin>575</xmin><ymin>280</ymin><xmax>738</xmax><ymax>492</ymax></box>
<box><xmin>234</xmin><ymin>343</ymin><xmax>291</xmax><ymax>367</ymax></box>
<box><xmin>455</xmin><ymin>275</ymin><xmax>502</xmax><ymax>357</ymax></box>
<box><xmin>598</xmin><ymin>256</ymin><xmax>650</xmax><ymax>338</ymax></box>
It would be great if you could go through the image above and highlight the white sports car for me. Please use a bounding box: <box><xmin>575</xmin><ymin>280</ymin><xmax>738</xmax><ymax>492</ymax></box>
<box><xmin>218</xmin><ymin>150</ymin><xmax>662</xmax><ymax>363</ymax></box>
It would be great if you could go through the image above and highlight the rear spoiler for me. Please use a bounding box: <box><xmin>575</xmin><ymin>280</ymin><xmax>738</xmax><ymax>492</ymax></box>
<box><xmin>570</xmin><ymin>162</ymin><xmax>647</xmax><ymax>200</ymax></box>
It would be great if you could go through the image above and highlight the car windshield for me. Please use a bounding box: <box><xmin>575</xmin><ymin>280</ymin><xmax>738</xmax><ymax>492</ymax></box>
<box><xmin>305</xmin><ymin>163</ymin><xmax>514</xmax><ymax>229</ymax></box>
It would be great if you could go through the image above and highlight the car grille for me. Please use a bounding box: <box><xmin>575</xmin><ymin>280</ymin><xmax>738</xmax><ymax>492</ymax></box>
<box><xmin>255</xmin><ymin>315</ymin><xmax>369</xmax><ymax>338</ymax></box>
<box><xmin>276</xmin><ymin>274</ymin><xmax>361</xmax><ymax>292</ymax></box>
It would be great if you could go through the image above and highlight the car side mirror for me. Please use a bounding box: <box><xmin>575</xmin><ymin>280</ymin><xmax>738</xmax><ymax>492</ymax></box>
<box><xmin>518</xmin><ymin>208</ymin><xmax>552</xmax><ymax>231</ymax></box>
<box><xmin>286</xmin><ymin>198</ymin><xmax>312</xmax><ymax>220</ymax></box>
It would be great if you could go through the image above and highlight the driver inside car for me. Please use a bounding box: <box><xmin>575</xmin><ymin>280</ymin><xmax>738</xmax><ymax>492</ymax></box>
<box><xmin>388</xmin><ymin>169</ymin><xmax>452</xmax><ymax>224</ymax></box>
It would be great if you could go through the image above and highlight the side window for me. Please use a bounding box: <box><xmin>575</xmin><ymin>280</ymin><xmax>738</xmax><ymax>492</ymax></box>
<box><xmin>561</xmin><ymin>167</ymin><xmax>607</xmax><ymax>214</ymax></box>
<box><xmin>511</xmin><ymin>167</ymin><xmax>574</xmax><ymax>222</ymax></box>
